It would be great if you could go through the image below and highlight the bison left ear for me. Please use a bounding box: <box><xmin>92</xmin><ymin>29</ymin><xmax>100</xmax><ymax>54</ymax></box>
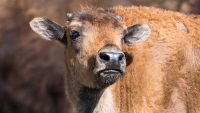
<box><xmin>29</xmin><ymin>17</ymin><xmax>66</xmax><ymax>43</ymax></box>
<box><xmin>123</xmin><ymin>24</ymin><xmax>151</xmax><ymax>45</ymax></box>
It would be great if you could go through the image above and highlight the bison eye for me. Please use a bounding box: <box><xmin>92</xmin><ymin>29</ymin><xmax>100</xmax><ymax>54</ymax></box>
<box><xmin>70</xmin><ymin>30</ymin><xmax>80</xmax><ymax>40</ymax></box>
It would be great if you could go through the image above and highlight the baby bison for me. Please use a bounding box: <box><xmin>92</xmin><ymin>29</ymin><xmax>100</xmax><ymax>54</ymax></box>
<box><xmin>30</xmin><ymin>6</ymin><xmax>200</xmax><ymax>113</ymax></box>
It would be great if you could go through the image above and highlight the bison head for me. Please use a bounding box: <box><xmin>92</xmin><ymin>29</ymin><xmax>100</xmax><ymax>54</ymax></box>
<box><xmin>29</xmin><ymin>8</ymin><xmax>150</xmax><ymax>89</ymax></box>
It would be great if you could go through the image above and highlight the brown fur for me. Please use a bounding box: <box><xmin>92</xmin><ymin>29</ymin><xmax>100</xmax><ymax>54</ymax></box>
<box><xmin>64</xmin><ymin>6</ymin><xmax>200</xmax><ymax>113</ymax></box>
<box><xmin>28</xmin><ymin>6</ymin><xmax>200</xmax><ymax>113</ymax></box>
<box><xmin>111</xmin><ymin>6</ymin><xmax>200</xmax><ymax>113</ymax></box>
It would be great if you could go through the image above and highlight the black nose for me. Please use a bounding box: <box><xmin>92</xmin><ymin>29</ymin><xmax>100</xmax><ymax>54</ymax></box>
<box><xmin>99</xmin><ymin>52</ymin><xmax>125</xmax><ymax>64</ymax></box>
<box><xmin>96</xmin><ymin>45</ymin><xmax>126</xmax><ymax>72</ymax></box>
<box><xmin>95</xmin><ymin>45</ymin><xmax>126</xmax><ymax>76</ymax></box>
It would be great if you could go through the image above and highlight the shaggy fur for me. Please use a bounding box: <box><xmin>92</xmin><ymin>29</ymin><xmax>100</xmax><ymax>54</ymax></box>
<box><xmin>65</xmin><ymin>6</ymin><xmax>200</xmax><ymax>113</ymax></box>
<box><xmin>30</xmin><ymin>6</ymin><xmax>200</xmax><ymax>113</ymax></box>
<box><xmin>111</xmin><ymin>6</ymin><xmax>200</xmax><ymax>113</ymax></box>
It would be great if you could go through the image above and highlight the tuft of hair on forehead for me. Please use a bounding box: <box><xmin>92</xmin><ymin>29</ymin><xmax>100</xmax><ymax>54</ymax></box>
<box><xmin>70</xmin><ymin>8</ymin><xmax>122</xmax><ymax>27</ymax></box>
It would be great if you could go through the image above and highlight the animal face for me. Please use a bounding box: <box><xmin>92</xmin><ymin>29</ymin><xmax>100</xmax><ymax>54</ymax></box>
<box><xmin>29</xmin><ymin>8</ymin><xmax>151</xmax><ymax>88</ymax></box>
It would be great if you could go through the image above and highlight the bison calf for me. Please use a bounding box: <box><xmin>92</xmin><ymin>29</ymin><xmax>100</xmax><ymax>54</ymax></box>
<box><xmin>30</xmin><ymin>6</ymin><xmax>200</xmax><ymax>113</ymax></box>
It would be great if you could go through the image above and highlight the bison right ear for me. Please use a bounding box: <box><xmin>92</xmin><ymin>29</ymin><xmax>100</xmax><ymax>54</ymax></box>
<box><xmin>123</xmin><ymin>24</ymin><xmax>151</xmax><ymax>45</ymax></box>
<box><xmin>29</xmin><ymin>17</ymin><xmax>66</xmax><ymax>43</ymax></box>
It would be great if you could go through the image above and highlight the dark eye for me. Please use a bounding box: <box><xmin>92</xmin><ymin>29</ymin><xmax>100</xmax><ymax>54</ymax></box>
<box><xmin>70</xmin><ymin>30</ymin><xmax>80</xmax><ymax>40</ymax></box>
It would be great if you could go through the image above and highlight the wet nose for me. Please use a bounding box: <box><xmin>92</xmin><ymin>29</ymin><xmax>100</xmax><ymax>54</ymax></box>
<box><xmin>99</xmin><ymin>52</ymin><xmax>124</xmax><ymax>64</ymax></box>
<box><xmin>97</xmin><ymin>45</ymin><xmax>126</xmax><ymax>69</ymax></box>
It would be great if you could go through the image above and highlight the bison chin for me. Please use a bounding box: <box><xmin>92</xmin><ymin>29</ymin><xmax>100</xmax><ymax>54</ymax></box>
<box><xmin>97</xmin><ymin>69</ymin><xmax>124</xmax><ymax>88</ymax></box>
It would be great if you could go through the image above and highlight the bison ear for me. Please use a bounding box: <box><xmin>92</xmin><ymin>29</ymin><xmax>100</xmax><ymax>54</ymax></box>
<box><xmin>29</xmin><ymin>17</ymin><xmax>66</xmax><ymax>42</ymax></box>
<box><xmin>123</xmin><ymin>24</ymin><xmax>151</xmax><ymax>45</ymax></box>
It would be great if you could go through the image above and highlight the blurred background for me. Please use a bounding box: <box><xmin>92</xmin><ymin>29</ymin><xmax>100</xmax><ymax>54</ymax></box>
<box><xmin>0</xmin><ymin>0</ymin><xmax>199</xmax><ymax>113</ymax></box>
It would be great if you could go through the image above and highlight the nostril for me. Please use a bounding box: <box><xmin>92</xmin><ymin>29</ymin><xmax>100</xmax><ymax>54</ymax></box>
<box><xmin>118</xmin><ymin>54</ymin><xmax>125</xmax><ymax>61</ymax></box>
<box><xmin>99</xmin><ymin>52</ymin><xmax>110</xmax><ymax>61</ymax></box>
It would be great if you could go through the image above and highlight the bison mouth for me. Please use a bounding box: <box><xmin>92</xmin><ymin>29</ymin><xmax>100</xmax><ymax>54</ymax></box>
<box><xmin>97</xmin><ymin>69</ymin><xmax>123</xmax><ymax>87</ymax></box>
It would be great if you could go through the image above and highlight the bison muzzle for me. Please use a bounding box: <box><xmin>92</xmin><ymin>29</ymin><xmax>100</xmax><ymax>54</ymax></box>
<box><xmin>94</xmin><ymin>44</ymin><xmax>126</xmax><ymax>87</ymax></box>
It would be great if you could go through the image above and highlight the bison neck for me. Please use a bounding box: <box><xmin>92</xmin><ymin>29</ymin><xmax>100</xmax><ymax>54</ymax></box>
<box><xmin>76</xmin><ymin>86</ymin><xmax>116</xmax><ymax>113</ymax></box>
